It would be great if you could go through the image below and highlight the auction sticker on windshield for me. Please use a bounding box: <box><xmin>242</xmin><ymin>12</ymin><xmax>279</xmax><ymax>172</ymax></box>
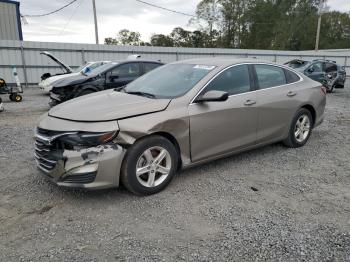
<box><xmin>193</xmin><ymin>65</ymin><xmax>216</xmax><ymax>70</ymax></box>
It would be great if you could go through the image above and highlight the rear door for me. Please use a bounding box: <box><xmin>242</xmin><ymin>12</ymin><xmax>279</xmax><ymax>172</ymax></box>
<box><xmin>189</xmin><ymin>64</ymin><xmax>258</xmax><ymax>162</ymax></box>
<box><xmin>253</xmin><ymin>64</ymin><xmax>301</xmax><ymax>144</ymax></box>
<box><xmin>105</xmin><ymin>62</ymin><xmax>142</xmax><ymax>89</ymax></box>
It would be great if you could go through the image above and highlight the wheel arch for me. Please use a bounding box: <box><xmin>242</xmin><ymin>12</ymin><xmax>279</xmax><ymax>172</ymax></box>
<box><xmin>149</xmin><ymin>131</ymin><xmax>182</xmax><ymax>170</ymax></box>
<box><xmin>300</xmin><ymin>104</ymin><xmax>316</xmax><ymax>126</ymax></box>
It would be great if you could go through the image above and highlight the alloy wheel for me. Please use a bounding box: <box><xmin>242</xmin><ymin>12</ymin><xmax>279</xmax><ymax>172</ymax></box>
<box><xmin>136</xmin><ymin>146</ymin><xmax>172</xmax><ymax>188</ymax></box>
<box><xmin>294</xmin><ymin>114</ymin><xmax>311</xmax><ymax>143</ymax></box>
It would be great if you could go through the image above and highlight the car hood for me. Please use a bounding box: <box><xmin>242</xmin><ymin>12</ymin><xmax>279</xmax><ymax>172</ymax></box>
<box><xmin>52</xmin><ymin>74</ymin><xmax>90</xmax><ymax>88</ymax></box>
<box><xmin>40</xmin><ymin>72</ymin><xmax>80</xmax><ymax>87</ymax></box>
<box><xmin>40</xmin><ymin>51</ymin><xmax>73</xmax><ymax>74</ymax></box>
<box><xmin>48</xmin><ymin>90</ymin><xmax>171</xmax><ymax>122</ymax></box>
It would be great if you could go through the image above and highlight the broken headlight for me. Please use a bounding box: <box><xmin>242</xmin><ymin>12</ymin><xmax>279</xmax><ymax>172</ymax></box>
<box><xmin>59</xmin><ymin>131</ymin><xmax>118</xmax><ymax>147</ymax></box>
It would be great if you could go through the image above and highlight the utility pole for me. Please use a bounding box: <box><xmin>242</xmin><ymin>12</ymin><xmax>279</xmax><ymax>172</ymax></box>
<box><xmin>315</xmin><ymin>9</ymin><xmax>322</xmax><ymax>51</ymax></box>
<box><xmin>92</xmin><ymin>0</ymin><xmax>99</xmax><ymax>44</ymax></box>
<box><xmin>315</xmin><ymin>0</ymin><xmax>327</xmax><ymax>51</ymax></box>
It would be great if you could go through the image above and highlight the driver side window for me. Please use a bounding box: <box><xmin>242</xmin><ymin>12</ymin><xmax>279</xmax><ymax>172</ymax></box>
<box><xmin>110</xmin><ymin>63</ymin><xmax>140</xmax><ymax>78</ymax></box>
<box><xmin>309</xmin><ymin>62</ymin><xmax>323</xmax><ymax>73</ymax></box>
<box><xmin>204</xmin><ymin>65</ymin><xmax>251</xmax><ymax>96</ymax></box>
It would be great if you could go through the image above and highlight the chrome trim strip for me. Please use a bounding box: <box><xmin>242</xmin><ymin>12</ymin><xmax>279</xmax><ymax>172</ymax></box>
<box><xmin>189</xmin><ymin>62</ymin><xmax>304</xmax><ymax>105</ymax></box>
<box><xmin>35</xmin><ymin>131</ymin><xmax>77</xmax><ymax>144</ymax></box>
<box><xmin>35</xmin><ymin>158</ymin><xmax>53</xmax><ymax>170</ymax></box>
<box><xmin>34</xmin><ymin>144</ymin><xmax>50</xmax><ymax>152</ymax></box>
<box><xmin>36</xmin><ymin>160</ymin><xmax>51</xmax><ymax>173</ymax></box>
<box><xmin>34</xmin><ymin>152</ymin><xmax>57</xmax><ymax>164</ymax></box>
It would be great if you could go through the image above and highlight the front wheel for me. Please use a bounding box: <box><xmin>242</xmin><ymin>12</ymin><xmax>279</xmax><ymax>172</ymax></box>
<box><xmin>121</xmin><ymin>135</ymin><xmax>178</xmax><ymax>195</ymax></box>
<box><xmin>283</xmin><ymin>108</ymin><xmax>313</xmax><ymax>148</ymax></box>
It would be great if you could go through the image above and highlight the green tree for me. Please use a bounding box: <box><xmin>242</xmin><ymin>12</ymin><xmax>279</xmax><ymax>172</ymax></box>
<box><xmin>320</xmin><ymin>11</ymin><xmax>350</xmax><ymax>49</ymax></box>
<box><xmin>150</xmin><ymin>34</ymin><xmax>174</xmax><ymax>47</ymax></box>
<box><xmin>170</xmin><ymin>27</ymin><xmax>191</xmax><ymax>47</ymax></box>
<box><xmin>105</xmin><ymin>29</ymin><xmax>142</xmax><ymax>46</ymax></box>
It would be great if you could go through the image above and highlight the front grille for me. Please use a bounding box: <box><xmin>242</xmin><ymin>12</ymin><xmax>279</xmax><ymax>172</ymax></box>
<box><xmin>61</xmin><ymin>172</ymin><xmax>97</xmax><ymax>184</ymax></box>
<box><xmin>34</xmin><ymin>128</ymin><xmax>64</xmax><ymax>174</ymax></box>
<box><xmin>34</xmin><ymin>140</ymin><xmax>59</xmax><ymax>173</ymax></box>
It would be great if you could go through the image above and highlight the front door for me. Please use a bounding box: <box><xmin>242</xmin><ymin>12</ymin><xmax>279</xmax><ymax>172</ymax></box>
<box><xmin>304</xmin><ymin>61</ymin><xmax>325</xmax><ymax>83</ymax></box>
<box><xmin>189</xmin><ymin>64</ymin><xmax>258</xmax><ymax>162</ymax></box>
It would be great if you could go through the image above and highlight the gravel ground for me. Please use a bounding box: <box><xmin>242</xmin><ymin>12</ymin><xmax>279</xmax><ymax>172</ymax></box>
<box><xmin>0</xmin><ymin>86</ymin><xmax>349</xmax><ymax>262</ymax></box>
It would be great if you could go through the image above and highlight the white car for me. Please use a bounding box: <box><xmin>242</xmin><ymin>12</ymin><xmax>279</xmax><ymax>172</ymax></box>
<box><xmin>38</xmin><ymin>52</ymin><xmax>109</xmax><ymax>93</ymax></box>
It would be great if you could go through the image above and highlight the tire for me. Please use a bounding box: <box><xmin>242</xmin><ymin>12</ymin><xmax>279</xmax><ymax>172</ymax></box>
<box><xmin>75</xmin><ymin>89</ymin><xmax>95</xmax><ymax>98</ymax></box>
<box><xmin>283</xmin><ymin>108</ymin><xmax>313</xmax><ymax>148</ymax></box>
<box><xmin>121</xmin><ymin>135</ymin><xmax>178</xmax><ymax>195</ymax></box>
<box><xmin>14</xmin><ymin>94</ymin><xmax>22</xmax><ymax>102</ymax></box>
<box><xmin>9</xmin><ymin>94</ymin><xmax>15</xmax><ymax>101</ymax></box>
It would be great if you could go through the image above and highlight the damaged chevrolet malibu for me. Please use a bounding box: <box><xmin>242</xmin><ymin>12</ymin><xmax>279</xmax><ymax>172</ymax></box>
<box><xmin>34</xmin><ymin>58</ymin><xmax>326</xmax><ymax>195</ymax></box>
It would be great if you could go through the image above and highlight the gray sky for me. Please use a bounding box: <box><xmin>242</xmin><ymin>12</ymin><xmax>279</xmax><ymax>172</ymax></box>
<box><xmin>19</xmin><ymin>0</ymin><xmax>350</xmax><ymax>44</ymax></box>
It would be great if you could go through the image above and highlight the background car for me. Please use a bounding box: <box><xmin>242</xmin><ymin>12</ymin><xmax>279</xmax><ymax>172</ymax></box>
<box><xmin>284</xmin><ymin>59</ymin><xmax>346</xmax><ymax>92</ymax></box>
<box><xmin>49</xmin><ymin>60</ymin><xmax>164</xmax><ymax>106</ymax></box>
<box><xmin>39</xmin><ymin>61</ymin><xmax>110</xmax><ymax>94</ymax></box>
<box><xmin>38</xmin><ymin>51</ymin><xmax>73</xmax><ymax>82</ymax></box>
<box><xmin>35</xmin><ymin>58</ymin><xmax>326</xmax><ymax>195</ymax></box>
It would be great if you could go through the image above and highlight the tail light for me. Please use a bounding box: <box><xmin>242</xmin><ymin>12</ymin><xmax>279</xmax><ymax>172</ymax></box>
<box><xmin>321</xmin><ymin>86</ymin><xmax>327</xmax><ymax>95</ymax></box>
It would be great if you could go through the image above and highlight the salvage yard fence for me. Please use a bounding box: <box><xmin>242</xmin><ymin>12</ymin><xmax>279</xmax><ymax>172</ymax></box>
<box><xmin>0</xmin><ymin>40</ymin><xmax>349</xmax><ymax>86</ymax></box>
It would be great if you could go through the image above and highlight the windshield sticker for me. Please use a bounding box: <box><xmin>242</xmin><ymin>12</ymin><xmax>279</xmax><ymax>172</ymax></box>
<box><xmin>193</xmin><ymin>65</ymin><xmax>216</xmax><ymax>70</ymax></box>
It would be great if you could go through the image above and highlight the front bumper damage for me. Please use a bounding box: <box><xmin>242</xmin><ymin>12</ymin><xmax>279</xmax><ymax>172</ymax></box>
<box><xmin>34</xmin><ymin>133</ymin><xmax>126</xmax><ymax>189</ymax></box>
<box><xmin>49</xmin><ymin>92</ymin><xmax>61</xmax><ymax>107</ymax></box>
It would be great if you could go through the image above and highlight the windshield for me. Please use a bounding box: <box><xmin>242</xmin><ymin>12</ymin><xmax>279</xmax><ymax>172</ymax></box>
<box><xmin>124</xmin><ymin>63</ymin><xmax>215</xmax><ymax>98</ymax></box>
<box><xmin>74</xmin><ymin>63</ymin><xmax>91</xmax><ymax>73</ymax></box>
<box><xmin>85</xmin><ymin>62</ymin><xmax>118</xmax><ymax>76</ymax></box>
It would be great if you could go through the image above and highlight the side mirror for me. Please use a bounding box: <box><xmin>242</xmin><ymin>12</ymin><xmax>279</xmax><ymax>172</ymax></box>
<box><xmin>195</xmin><ymin>90</ymin><xmax>229</xmax><ymax>103</ymax></box>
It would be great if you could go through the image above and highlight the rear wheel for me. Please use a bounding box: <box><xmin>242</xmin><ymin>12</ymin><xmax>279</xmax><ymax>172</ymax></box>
<box><xmin>121</xmin><ymin>135</ymin><xmax>178</xmax><ymax>195</ymax></box>
<box><xmin>283</xmin><ymin>108</ymin><xmax>313</xmax><ymax>148</ymax></box>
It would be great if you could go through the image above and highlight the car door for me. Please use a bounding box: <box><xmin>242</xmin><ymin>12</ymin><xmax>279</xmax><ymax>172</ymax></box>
<box><xmin>189</xmin><ymin>64</ymin><xmax>258</xmax><ymax>162</ymax></box>
<box><xmin>105</xmin><ymin>62</ymin><xmax>141</xmax><ymax>89</ymax></box>
<box><xmin>253</xmin><ymin>64</ymin><xmax>301</xmax><ymax>144</ymax></box>
<box><xmin>304</xmin><ymin>61</ymin><xmax>325</xmax><ymax>83</ymax></box>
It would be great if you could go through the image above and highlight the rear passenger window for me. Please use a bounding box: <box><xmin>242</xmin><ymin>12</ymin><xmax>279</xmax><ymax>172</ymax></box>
<box><xmin>284</xmin><ymin>69</ymin><xmax>300</xmax><ymax>84</ymax></box>
<box><xmin>144</xmin><ymin>63</ymin><xmax>161</xmax><ymax>73</ymax></box>
<box><xmin>325</xmin><ymin>63</ymin><xmax>337</xmax><ymax>73</ymax></box>
<box><xmin>254</xmin><ymin>65</ymin><xmax>286</xmax><ymax>89</ymax></box>
<box><xmin>205</xmin><ymin>65</ymin><xmax>251</xmax><ymax>95</ymax></box>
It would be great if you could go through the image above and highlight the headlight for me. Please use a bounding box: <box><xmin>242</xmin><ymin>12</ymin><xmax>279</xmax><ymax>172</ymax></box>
<box><xmin>59</xmin><ymin>131</ymin><xmax>118</xmax><ymax>147</ymax></box>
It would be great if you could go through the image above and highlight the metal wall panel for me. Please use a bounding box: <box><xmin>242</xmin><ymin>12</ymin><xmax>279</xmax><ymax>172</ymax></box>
<box><xmin>0</xmin><ymin>1</ymin><xmax>21</xmax><ymax>40</ymax></box>
<box><xmin>0</xmin><ymin>40</ymin><xmax>349</xmax><ymax>85</ymax></box>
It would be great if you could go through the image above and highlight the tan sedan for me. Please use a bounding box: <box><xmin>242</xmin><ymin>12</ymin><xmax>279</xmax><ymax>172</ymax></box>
<box><xmin>35</xmin><ymin>58</ymin><xmax>326</xmax><ymax>195</ymax></box>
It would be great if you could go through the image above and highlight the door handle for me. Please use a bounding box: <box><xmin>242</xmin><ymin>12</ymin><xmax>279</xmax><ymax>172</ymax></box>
<box><xmin>287</xmin><ymin>91</ymin><xmax>297</xmax><ymax>97</ymax></box>
<box><xmin>244</xmin><ymin>99</ymin><xmax>256</xmax><ymax>106</ymax></box>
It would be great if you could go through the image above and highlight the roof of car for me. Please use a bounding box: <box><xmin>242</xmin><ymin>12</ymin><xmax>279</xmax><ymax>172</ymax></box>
<box><xmin>119</xmin><ymin>59</ymin><xmax>163</xmax><ymax>64</ymax></box>
<box><xmin>175</xmin><ymin>57</ymin><xmax>279</xmax><ymax>66</ymax></box>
